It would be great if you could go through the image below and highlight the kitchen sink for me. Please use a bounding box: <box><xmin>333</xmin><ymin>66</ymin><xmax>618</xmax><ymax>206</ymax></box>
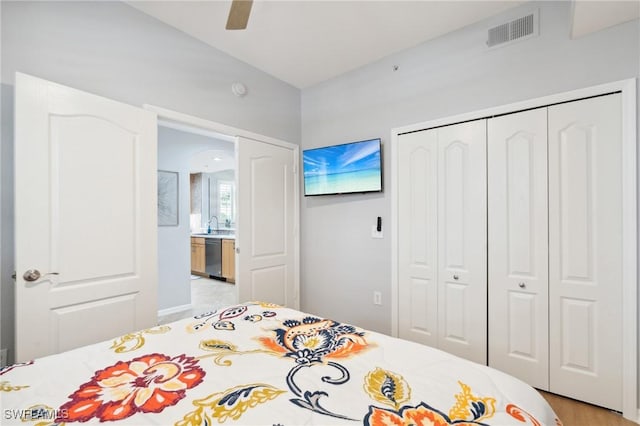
<box><xmin>212</xmin><ymin>229</ymin><xmax>234</xmax><ymax>235</ymax></box>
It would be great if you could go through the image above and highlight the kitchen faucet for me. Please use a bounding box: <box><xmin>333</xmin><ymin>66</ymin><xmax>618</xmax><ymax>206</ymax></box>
<box><xmin>207</xmin><ymin>215</ymin><xmax>219</xmax><ymax>234</ymax></box>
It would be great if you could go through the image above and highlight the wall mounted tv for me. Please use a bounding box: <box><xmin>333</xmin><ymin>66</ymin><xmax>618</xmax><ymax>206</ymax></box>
<box><xmin>303</xmin><ymin>138</ymin><xmax>382</xmax><ymax>196</ymax></box>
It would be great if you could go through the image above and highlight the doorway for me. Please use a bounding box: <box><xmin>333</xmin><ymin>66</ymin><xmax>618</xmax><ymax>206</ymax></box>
<box><xmin>156</xmin><ymin>122</ymin><xmax>238</xmax><ymax>323</ymax></box>
<box><xmin>148</xmin><ymin>104</ymin><xmax>301</xmax><ymax>320</ymax></box>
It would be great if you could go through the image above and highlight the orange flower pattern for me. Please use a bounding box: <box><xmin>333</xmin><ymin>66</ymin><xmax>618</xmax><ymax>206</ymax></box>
<box><xmin>258</xmin><ymin>316</ymin><xmax>370</xmax><ymax>420</ymax></box>
<box><xmin>363</xmin><ymin>371</ymin><xmax>496</xmax><ymax>426</ymax></box>
<box><xmin>0</xmin><ymin>304</ymin><xmax>560</xmax><ymax>425</ymax></box>
<box><xmin>57</xmin><ymin>353</ymin><xmax>205</xmax><ymax>423</ymax></box>
<box><xmin>258</xmin><ymin>316</ymin><xmax>368</xmax><ymax>364</ymax></box>
<box><xmin>365</xmin><ymin>402</ymin><xmax>489</xmax><ymax>426</ymax></box>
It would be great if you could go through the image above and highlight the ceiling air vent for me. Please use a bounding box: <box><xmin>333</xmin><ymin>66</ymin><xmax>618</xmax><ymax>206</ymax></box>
<box><xmin>487</xmin><ymin>10</ymin><xmax>538</xmax><ymax>49</ymax></box>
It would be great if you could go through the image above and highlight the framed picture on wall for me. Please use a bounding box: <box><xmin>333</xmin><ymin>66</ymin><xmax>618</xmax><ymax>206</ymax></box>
<box><xmin>158</xmin><ymin>170</ymin><xmax>179</xmax><ymax>226</ymax></box>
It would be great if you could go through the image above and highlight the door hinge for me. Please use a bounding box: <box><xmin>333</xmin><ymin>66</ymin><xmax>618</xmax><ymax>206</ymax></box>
<box><xmin>11</xmin><ymin>271</ymin><xmax>16</xmax><ymax>280</ymax></box>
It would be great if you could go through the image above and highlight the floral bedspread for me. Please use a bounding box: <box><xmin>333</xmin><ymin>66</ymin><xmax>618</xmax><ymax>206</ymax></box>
<box><xmin>0</xmin><ymin>302</ymin><xmax>561</xmax><ymax>425</ymax></box>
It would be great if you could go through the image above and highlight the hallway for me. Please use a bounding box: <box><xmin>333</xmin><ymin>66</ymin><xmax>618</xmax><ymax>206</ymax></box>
<box><xmin>158</xmin><ymin>277</ymin><xmax>237</xmax><ymax>324</ymax></box>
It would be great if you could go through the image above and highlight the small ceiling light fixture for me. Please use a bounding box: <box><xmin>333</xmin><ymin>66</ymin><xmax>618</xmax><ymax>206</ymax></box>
<box><xmin>231</xmin><ymin>82</ymin><xmax>248</xmax><ymax>97</ymax></box>
<box><xmin>213</xmin><ymin>157</ymin><xmax>222</xmax><ymax>161</ymax></box>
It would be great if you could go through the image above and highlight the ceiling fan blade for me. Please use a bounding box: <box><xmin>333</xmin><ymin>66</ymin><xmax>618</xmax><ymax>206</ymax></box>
<box><xmin>226</xmin><ymin>0</ymin><xmax>253</xmax><ymax>30</ymax></box>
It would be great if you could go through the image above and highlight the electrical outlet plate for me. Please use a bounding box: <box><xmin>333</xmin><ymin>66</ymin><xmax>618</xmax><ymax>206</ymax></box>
<box><xmin>0</xmin><ymin>349</ymin><xmax>7</xmax><ymax>367</ymax></box>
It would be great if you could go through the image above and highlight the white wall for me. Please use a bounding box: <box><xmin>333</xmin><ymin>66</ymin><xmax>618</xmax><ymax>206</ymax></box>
<box><xmin>157</xmin><ymin>126</ymin><xmax>233</xmax><ymax>311</ymax></box>
<box><xmin>0</xmin><ymin>0</ymin><xmax>300</xmax><ymax>363</ymax></box>
<box><xmin>300</xmin><ymin>1</ymin><xmax>639</xmax><ymax>336</ymax></box>
<box><xmin>1</xmin><ymin>1</ymin><xmax>300</xmax><ymax>142</ymax></box>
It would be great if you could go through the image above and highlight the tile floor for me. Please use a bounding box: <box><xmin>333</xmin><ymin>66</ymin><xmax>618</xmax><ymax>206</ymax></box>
<box><xmin>157</xmin><ymin>276</ymin><xmax>238</xmax><ymax>325</ymax></box>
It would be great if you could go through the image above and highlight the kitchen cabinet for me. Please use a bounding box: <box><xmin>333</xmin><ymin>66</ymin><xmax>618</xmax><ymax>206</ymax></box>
<box><xmin>191</xmin><ymin>237</ymin><xmax>206</xmax><ymax>276</ymax></box>
<box><xmin>222</xmin><ymin>239</ymin><xmax>235</xmax><ymax>283</ymax></box>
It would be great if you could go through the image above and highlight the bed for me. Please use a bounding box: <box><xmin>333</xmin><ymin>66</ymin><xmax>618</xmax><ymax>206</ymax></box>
<box><xmin>0</xmin><ymin>302</ymin><xmax>561</xmax><ymax>425</ymax></box>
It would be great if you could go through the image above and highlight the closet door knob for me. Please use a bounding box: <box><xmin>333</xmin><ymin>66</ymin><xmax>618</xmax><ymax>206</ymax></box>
<box><xmin>453</xmin><ymin>274</ymin><xmax>459</xmax><ymax>280</ymax></box>
<box><xmin>518</xmin><ymin>282</ymin><xmax>526</xmax><ymax>288</ymax></box>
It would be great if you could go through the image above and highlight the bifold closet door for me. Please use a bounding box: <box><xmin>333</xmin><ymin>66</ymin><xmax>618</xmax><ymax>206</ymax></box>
<box><xmin>398</xmin><ymin>129</ymin><xmax>439</xmax><ymax>347</ymax></box>
<box><xmin>398</xmin><ymin>120</ymin><xmax>487</xmax><ymax>364</ymax></box>
<box><xmin>548</xmin><ymin>94</ymin><xmax>623</xmax><ymax>411</ymax></box>
<box><xmin>488</xmin><ymin>108</ymin><xmax>549</xmax><ymax>390</ymax></box>
<box><xmin>437</xmin><ymin>120</ymin><xmax>487</xmax><ymax>364</ymax></box>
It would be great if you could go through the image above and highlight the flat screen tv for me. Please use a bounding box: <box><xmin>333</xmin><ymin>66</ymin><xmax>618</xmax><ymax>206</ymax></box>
<box><xmin>303</xmin><ymin>138</ymin><xmax>382</xmax><ymax>196</ymax></box>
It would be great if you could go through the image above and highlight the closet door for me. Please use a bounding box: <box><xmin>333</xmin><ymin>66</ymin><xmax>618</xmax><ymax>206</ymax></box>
<box><xmin>437</xmin><ymin>120</ymin><xmax>487</xmax><ymax>364</ymax></box>
<box><xmin>488</xmin><ymin>108</ymin><xmax>549</xmax><ymax>389</ymax></box>
<box><xmin>398</xmin><ymin>130</ymin><xmax>438</xmax><ymax>347</ymax></box>
<box><xmin>548</xmin><ymin>94</ymin><xmax>622</xmax><ymax>410</ymax></box>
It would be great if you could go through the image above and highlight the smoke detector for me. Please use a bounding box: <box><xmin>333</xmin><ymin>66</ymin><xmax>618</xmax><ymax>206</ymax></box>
<box><xmin>231</xmin><ymin>82</ymin><xmax>248</xmax><ymax>97</ymax></box>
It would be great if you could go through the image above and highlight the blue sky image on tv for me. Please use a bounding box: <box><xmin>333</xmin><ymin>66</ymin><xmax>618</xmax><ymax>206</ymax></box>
<box><xmin>303</xmin><ymin>139</ymin><xmax>382</xmax><ymax>195</ymax></box>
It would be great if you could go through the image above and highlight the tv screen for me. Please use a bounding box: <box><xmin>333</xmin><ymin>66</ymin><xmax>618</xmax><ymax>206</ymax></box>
<box><xmin>303</xmin><ymin>138</ymin><xmax>382</xmax><ymax>196</ymax></box>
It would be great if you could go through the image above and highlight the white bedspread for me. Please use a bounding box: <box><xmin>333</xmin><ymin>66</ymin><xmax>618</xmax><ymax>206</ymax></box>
<box><xmin>0</xmin><ymin>302</ymin><xmax>560</xmax><ymax>425</ymax></box>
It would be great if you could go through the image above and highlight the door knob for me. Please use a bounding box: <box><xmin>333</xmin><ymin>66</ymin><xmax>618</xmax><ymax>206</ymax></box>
<box><xmin>23</xmin><ymin>269</ymin><xmax>58</xmax><ymax>282</ymax></box>
<box><xmin>518</xmin><ymin>282</ymin><xmax>526</xmax><ymax>288</ymax></box>
<box><xmin>453</xmin><ymin>274</ymin><xmax>459</xmax><ymax>280</ymax></box>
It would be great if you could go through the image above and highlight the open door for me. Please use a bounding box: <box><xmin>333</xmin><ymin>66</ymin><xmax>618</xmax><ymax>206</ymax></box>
<box><xmin>14</xmin><ymin>73</ymin><xmax>158</xmax><ymax>362</ymax></box>
<box><xmin>236</xmin><ymin>136</ymin><xmax>299</xmax><ymax>309</ymax></box>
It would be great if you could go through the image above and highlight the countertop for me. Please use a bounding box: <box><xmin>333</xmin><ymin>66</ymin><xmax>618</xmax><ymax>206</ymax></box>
<box><xmin>191</xmin><ymin>233</ymin><xmax>235</xmax><ymax>240</ymax></box>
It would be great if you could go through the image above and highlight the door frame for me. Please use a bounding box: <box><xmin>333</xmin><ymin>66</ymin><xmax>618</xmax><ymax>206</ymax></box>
<box><xmin>390</xmin><ymin>78</ymin><xmax>637</xmax><ymax>421</ymax></box>
<box><xmin>143</xmin><ymin>104</ymin><xmax>301</xmax><ymax>310</ymax></box>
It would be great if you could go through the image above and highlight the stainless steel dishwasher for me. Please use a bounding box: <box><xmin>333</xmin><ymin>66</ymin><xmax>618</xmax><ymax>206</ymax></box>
<box><xmin>205</xmin><ymin>238</ymin><xmax>222</xmax><ymax>279</ymax></box>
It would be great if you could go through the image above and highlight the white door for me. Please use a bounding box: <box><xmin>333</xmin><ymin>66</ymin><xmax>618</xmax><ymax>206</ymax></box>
<box><xmin>488</xmin><ymin>108</ymin><xmax>549</xmax><ymax>389</ymax></box>
<box><xmin>548</xmin><ymin>94</ymin><xmax>622</xmax><ymax>410</ymax></box>
<box><xmin>437</xmin><ymin>120</ymin><xmax>487</xmax><ymax>364</ymax></box>
<box><xmin>398</xmin><ymin>129</ymin><xmax>438</xmax><ymax>347</ymax></box>
<box><xmin>15</xmin><ymin>73</ymin><xmax>158</xmax><ymax>362</ymax></box>
<box><xmin>397</xmin><ymin>120</ymin><xmax>486</xmax><ymax>364</ymax></box>
<box><xmin>236</xmin><ymin>136</ymin><xmax>299</xmax><ymax>309</ymax></box>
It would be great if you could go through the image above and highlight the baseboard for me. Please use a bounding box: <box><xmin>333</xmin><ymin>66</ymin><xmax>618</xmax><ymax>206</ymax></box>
<box><xmin>158</xmin><ymin>304</ymin><xmax>192</xmax><ymax>318</ymax></box>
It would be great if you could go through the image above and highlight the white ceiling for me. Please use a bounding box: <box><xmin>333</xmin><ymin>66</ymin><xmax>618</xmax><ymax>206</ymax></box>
<box><xmin>190</xmin><ymin>148</ymin><xmax>235</xmax><ymax>173</ymax></box>
<box><xmin>127</xmin><ymin>0</ymin><xmax>640</xmax><ymax>89</ymax></box>
<box><xmin>158</xmin><ymin>120</ymin><xmax>235</xmax><ymax>173</ymax></box>
<box><xmin>571</xmin><ymin>0</ymin><xmax>639</xmax><ymax>39</ymax></box>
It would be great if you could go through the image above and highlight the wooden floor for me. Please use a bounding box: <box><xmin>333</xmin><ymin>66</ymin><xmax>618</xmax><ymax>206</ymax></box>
<box><xmin>539</xmin><ymin>391</ymin><xmax>638</xmax><ymax>426</ymax></box>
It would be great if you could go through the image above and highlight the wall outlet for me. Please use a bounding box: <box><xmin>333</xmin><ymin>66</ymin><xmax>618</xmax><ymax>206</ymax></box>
<box><xmin>0</xmin><ymin>348</ymin><xmax>7</xmax><ymax>367</ymax></box>
<box><xmin>373</xmin><ymin>291</ymin><xmax>382</xmax><ymax>305</ymax></box>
